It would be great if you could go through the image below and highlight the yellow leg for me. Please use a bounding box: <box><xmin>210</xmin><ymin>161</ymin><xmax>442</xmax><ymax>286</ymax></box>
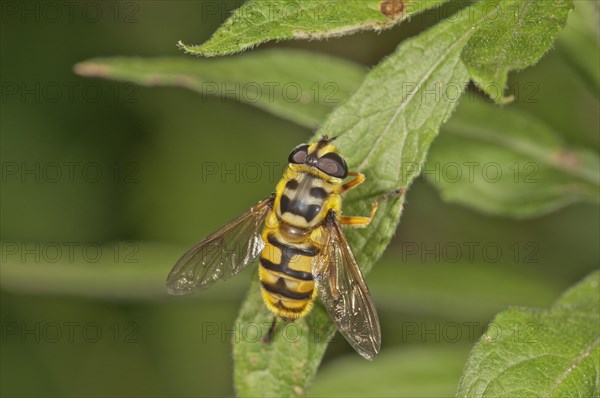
<box><xmin>340</xmin><ymin>171</ymin><xmax>365</xmax><ymax>193</ymax></box>
<box><xmin>340</xmin><ymin>188</ymin><xmax>404</xmax><ymax>228</ymax></box>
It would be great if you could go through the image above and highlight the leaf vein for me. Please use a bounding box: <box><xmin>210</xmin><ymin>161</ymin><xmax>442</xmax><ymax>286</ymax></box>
<box><xmin>544</xmin><ymin>335</ymin><xmax>600</xmax><ymax>397</ymax></box>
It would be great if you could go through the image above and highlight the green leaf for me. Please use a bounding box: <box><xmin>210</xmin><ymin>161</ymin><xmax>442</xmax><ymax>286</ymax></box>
<box><xmin>232</xmin><ymin>3</ymin><xmax>499</xmax><ymax>395</ymax></box>
<box><xmin>457</xmin><ymin>270</ymin><xmax>600</xmax><ymax>397</ymax></box>
<box><xmin>427</xmin><ymin>99</ymin><xmax>600</xmax><ymax>218</ymax></box>
<box><xmin>71</xmin><ymin>2</ymin><xmax>586</xmax><ymax>395</ymax></box>
<box><xmin>74</xmin><ymin>50</ymin><xmax>365</xmax><ymax>128</ymax></box>
<box><xmin>180</xmin><ymin>0</ymin><xmax>449</xmax><ymax>57</ymax></box>
<box><xmin>462</xmin><ymin>0</ymin><xmax>573</xmax><ymax>104</ymax></box>
<box><xmin>309</xmin><ymin>345</ymin><xmax>471</xmax><ymax>397</ymax></box>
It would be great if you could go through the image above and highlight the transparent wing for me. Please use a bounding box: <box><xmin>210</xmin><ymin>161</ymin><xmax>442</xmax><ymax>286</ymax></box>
<box><xmin>166</xmin><ymin>196</ymin><xmax>273</xmax><ymax>295</ymax></box>
<box><xmin>313</xmin><ymin>212</ymin><xmax>381</xmax><ymax>360</ymax></box>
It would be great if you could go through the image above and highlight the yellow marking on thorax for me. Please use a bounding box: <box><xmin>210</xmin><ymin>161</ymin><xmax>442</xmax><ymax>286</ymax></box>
<box><xmin>274</xmin><ymin>167</ymin><xmax>343</xmax><ymax>231</ymax></box>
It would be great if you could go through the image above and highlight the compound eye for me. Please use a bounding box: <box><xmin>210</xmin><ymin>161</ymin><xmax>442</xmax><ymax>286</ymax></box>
<box><xmin>317</xmin><ymin>153</ymin><xmax>348</xmax><ymax>178</ymax></box>
<box><xmin>288</xmin><ymin>144</ymin><xmax>310</xmax><ymax>164</ymax></box>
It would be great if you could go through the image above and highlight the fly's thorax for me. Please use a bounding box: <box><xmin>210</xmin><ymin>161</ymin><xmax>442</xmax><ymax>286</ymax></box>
<box><xmin>275</xmin><ymin>170</ymin><xmax>341</xmax><ymax>230</ymax></box>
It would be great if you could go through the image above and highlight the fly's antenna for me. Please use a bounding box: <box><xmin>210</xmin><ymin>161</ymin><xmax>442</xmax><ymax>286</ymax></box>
<box><xmin>320</xmin><ymin>134</ymin><xmax>338</xmax><ymax>142</ymax></box>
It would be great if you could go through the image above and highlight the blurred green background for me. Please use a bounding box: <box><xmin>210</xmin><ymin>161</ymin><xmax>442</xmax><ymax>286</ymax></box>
<box><xmin>1</xmin><ymin>1</ymin><xmax>598</xmax><ymax>397</ymax></box>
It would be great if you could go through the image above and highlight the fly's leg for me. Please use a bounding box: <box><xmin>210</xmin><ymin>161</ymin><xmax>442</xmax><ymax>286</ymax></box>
<box><xmin>262</xmin><ymin>316</ymin><xmax>297</xmax><ymax>344</ymax></box>
<box><xmin>340</xmin><ymin>171</ymin><xmax>366</xmax><ymax>193</ymax></box>
<box><xmin>262</xmin><ymin>317</ymin><xmax>278</xmax><ymax>344</ymax></box>
<box><xmin>340</xmin><ymin>185</ymin><xmax>404</xmax><ymax>228</ymax></box>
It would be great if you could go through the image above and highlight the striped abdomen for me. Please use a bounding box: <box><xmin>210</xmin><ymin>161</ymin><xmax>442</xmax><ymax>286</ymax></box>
<box><xmin>259</xmin><ymin>171</ymin><xmax>334</xmax><ymax>319</ymax></box>
<box><xmin>258</xmin><ymin>229</ymin><xmax>319</xmax><ymax>319</ymax></box>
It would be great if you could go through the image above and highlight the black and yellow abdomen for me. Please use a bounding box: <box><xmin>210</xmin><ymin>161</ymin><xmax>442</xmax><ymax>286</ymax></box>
<box><xmin>258</xmin><ymin>167</ymin><xmax>339</xmax><ymax>320</ymax></box>
<box><xmin>258</xmin><ymin>224</ymin><xmax>318</xmax><ymax>319</ymax></box>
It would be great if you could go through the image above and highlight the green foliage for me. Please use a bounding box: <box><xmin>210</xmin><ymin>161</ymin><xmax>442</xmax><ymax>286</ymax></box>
<box><xmin>75</xmin><ymin>2</ymin><xmax>596</xmax><ymax>222</ymax></box>
<box><xmin>74</xmin><ymin>50</ymin><xmax>364</xmax><ymax>128</ymax></box>
<box><xmin>67</xmin><ymin>0</ymin><xmax>592</xmax><ymax>396</ymax></box>
<box><xmin>232</xmin><ymin>6</ymin><xmax>484</xmax><ymax>395</ymax></box>
<box><xmin>1</xmin><ymin>0</ymin><xmax>596</xmax><ymax>395</ymax></box>
<box><xmin>179</xmin><ymin>0</ymin><xmax>449</xmax><ymax>57</ymax></box>
<box><xmin>457</xmin><ymin>270</ymin><xmax>600</xmax><ymax>397</ymax></box>
<box><xmin>311</xmin><ymin>6</ymin><xmax>475</xmax><ymax>274</ymax></box>
<box><xmin>181</xmin><ymin>0</ymin><xmax>574</xmax><ymax>106</ymax></box>
<box><xmin>462</xmin><ymin>0</ymin><xmax>573</xmax><ymax>103</ymax></box>
<box><xmin>429</xmin><ymin>99</ymin><xmax>600</xmax><ymax>217</ymax></box>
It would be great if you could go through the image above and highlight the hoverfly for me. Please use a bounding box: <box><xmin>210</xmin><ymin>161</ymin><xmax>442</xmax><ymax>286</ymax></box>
<box><xmin>166</xmin><ymin>135</ymin><xmax>401</xmax><ymax>360</ymax></box>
